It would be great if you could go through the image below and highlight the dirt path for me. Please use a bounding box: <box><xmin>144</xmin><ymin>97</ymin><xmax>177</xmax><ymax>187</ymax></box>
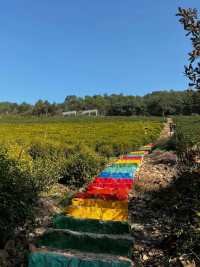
<box><xmin>159</xmin><ymin>117</ymin><xmax>172</xmax><ymax>139</ymax></box>
<box><xmin>129</xmin><ymin>118</ymin><xmax>180</xmax><ymax>266</ymax></box>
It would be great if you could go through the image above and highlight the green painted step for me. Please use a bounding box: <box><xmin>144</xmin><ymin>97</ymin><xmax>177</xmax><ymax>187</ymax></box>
<box><xmin>111</xmin><ymin>163</ymin><xmax>138</xmax><ymax>168</ymax></box>
<box><xmin>53</xmin><ymin>215</ymin><xmax>130</xmax><ymax>235</ymax></box>
<box><xmin>29</xmin><ymin>251</ymin><xmax>133</xmax><ymax>267</ymax></box>
<box><xmin>138</xmin><ymin>147</ymin><xmax>152</xmax><ymax>151</ymax></box>
<box><xmin>37</xmin><ymin>229</ymin><xmax>134</xmax><ymax>258</ymax></box>
<box><xmin>102</xmin><ymin>166</ymin><xmax>137</xmax><ymax>173</ymax></box>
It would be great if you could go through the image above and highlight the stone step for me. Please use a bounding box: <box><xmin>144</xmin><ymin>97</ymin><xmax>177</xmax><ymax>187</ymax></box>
<box><xmin>53</xmin><ymin>215</ymin><xmax>130</xmax><ymax>234</ymax></box>
<box><xmin>115</xmin><ymin>159</ymin><xmax>141</xmax><ymax>165</ymax></box>
<box><xmin>37</xmin><ymin>228</ymin><xmax>134</xmax><ymax>257</ymax></box>
<box><xmin>71</xmin><ymin>198</ymin><xmax>128</xmax><ymax>209</ymax></box>
<box><xmin>94</xmin><ymin>177</ymin><xmax>133</xmax><ymax>185</ymax></box>
<box><xmin>29</xmin><ymin>248</ymin><xmax>133</xmax><ymax>267</ymax></box>
<box><xmin>138</xmin><ymin>146</ymin><xmax>152</xmax><ymax>151</ymax></box>
<box><xmin>66</xmin><ymin>205</ymin><xmax>128</xmax><ymax>221</ymax></box>
<box><xmin>112</xmin><ymin>163</ymin><xmax>139</xmax><ymax>167</ymax></box>
<box><xmin>76</xmin><ymin>191</ymin><xmax>129</xmax><ymax>201</ymax></box>
<box><xmin>129</xmin><ymin>151</ymin><xmax>148</xmax><ymax>155</ymax></box>
<box><xmin>87</xmin><ymin>182</ymin><xmax>132</xmax><ymax>190</ymax></box>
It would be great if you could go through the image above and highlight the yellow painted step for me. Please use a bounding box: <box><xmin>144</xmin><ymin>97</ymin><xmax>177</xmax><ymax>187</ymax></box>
<box><xmin>66</xmin><ymin>206</ymin><xmax>128</xmax><ymax>221</ymax></box>
<box><xmin>72</xmin><ymin>198</ymin><xmax>128</xmax><ymax>209</ymax></box>
<box><xmin>116</xmin><ymin>159</ymin><xmax>141</xmax><ymax>164</ymax></box>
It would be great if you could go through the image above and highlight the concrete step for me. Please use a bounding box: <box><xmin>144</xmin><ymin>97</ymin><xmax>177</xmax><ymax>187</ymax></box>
<box><xmin>53</xmin><ymin>215</ymin><xmax>130</xmax><ymax>234</ymax></box>
<box><xmin>71</xmin><ymin>198</ymin><xmax>128</xmax><ymax>209</ymax></box>
<box><xmin>37</xmin><ymin>228</ymin><xmax>134</xmax><ymax>257</ymax></box>
<box><xmin>29</xmin><ymin>247</ymin><xmax>133</xmax><ymax>267</ymax></box>
<box><xmin>66</xmin><ymin>205</ymin><xmax>128</xmax><ymax>221</ymax></box>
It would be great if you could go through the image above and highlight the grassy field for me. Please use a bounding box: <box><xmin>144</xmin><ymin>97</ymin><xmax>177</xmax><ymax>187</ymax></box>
<box><xmin>173</xmin><ymin>115</ymin><xmax>200</xmax><ymax>169</ymax></box>
<box><xmin>0</xmin><ymin>116</ymin><xmax>163</xmax><ymax>156</ymax></box>
<box><xmin>175</xmin><ymin>116</ymin><xmax>200</xmax><ymax>147</ymax></box>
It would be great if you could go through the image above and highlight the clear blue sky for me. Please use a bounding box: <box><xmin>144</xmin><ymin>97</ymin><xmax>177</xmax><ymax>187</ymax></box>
<box><xmin>0</xmin><ymin>0</ymin><xmax>200</xmax><ymax>103</ymax></box>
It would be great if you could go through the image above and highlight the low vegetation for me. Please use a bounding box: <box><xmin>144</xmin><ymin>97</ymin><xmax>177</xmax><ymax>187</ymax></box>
<box><xmin>174</xmin><ymin>116</ymin><xmax>200</xmax><ymax>168</ymax></box>
<box><xmin>0</xmin><ymin>116</ymin><xmax>163</xmax><ymax>157</ymax></box>
<box><xmin>0</xmin><ymin>146</ymin><xmax>61</xmax><ymax>247</ymax></box>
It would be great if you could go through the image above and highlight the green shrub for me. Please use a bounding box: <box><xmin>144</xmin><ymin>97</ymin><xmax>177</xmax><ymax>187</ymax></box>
<box><xmin>95</xmin><ymin>142</ymin><xmax>114</xmax><ymax>157</ymax></box>
<box><xmin>28</xmin><ymin>141</ymin><xmax>106</xmax><ymax>189</ymax></box>
<box><xmin>174</xmin><ymin>117</ymin><xmax>200</xmax><ymax>169</ymax></box>
<box><xmin>28</xmin><ymin>141</ymin><xmax>74</xmax><ymax>160</ymax></box>
<box><xmin>111</xmin><ymin>143</ymin><xmax>122</xmax><ymax>156</ymax></box>
<box><xmin>0</xmin><ymin>147</ymin><xmax>61</xmax><ymax>247</ymax></box>
<box><xmin>60</xmin><ymin>145</ymin><xmax>106</xmax><ymax>188</ymax></box>
<box><xmin>30</xmin><ymin>156</ymin><xmax>62</xmax><ymax>191</ymax></box>
<box><xmin>0</xmin><ymin>147</ymin><xmax>37</xmax><ymax>246</ymax></box>
<box><xmin>29</xmin><ymin>141</ymin><xmax>57</xmax><ymax>159</ymax></box>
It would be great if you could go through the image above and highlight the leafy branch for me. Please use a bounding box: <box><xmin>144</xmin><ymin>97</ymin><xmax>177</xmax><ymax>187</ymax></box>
<box><xmin>177</xmin><ymin>7</ymin><xmax>200</xmax><ymax>90</ymax></box>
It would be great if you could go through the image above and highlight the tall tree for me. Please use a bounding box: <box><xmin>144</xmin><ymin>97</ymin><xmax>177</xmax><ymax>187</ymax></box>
<box><xmin>32</xmin><ymin>100</ymin><xmax>51</xmax><ymax>116</ymax></box>
<box><xmin>17</xmin><ymin>102</ymin><xmax>32</xmax><ymax>114</ymax></box>
<box><xmin>64</xmin><ymin>95</ymin><xmax>82</xmax><ymax>111</ymax></box>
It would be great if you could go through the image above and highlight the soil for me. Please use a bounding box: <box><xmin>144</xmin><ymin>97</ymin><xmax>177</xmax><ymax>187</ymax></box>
<box><xmin>129</xmin><ymin>119</ymin><xmax>198</xmax><ymax>267</ymax></box>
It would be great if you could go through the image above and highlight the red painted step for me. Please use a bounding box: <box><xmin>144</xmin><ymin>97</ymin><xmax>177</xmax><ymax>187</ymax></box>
<box><xmin>96</xmin><ymin>176</ymin><xmax>134</xmax><ymax>180</ymax></box>
<box><xmin>94</xmin><ymin>178</ymin><xmax>133</xmax><ymax>185</ymax></box>
<box><xmin>87</xmin><ymin>183</ymin><xmax>132</xmax><ymax>191</ymax></box>
<box><xmin>120</xmin><ymin>156</ymin><xmax>143</xmax><ymax>160</ymax></box>
<box><xmin>76</xmin><ymin>189</ymin><xmax>130</xmax><ymax>201</ymax></box>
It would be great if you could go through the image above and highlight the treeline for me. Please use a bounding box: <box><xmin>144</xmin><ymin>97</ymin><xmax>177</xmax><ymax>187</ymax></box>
<box><xmin>1</xmin><ymin>90</ymin><xmax>200</xmax><ymax>116</ymax></box>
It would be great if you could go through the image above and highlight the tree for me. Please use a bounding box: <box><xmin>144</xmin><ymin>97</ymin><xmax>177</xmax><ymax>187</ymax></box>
<box><xmin>32</xmin><ymin>100</ymin><xmax>51</xmax><ymax>116</ymax></box>
<box><xmin>0</xmin><ymin>102</ymin><xmax>18</xmax><ymax>114</ymax></box>
<box><xmin>17</xmin><ymin>102</ymin><xmax>32</xmax><ymax>114</ymax></box>
<box><xmin>64</xmin><ymin>95</ymin><xmax>82</xmax><ymax>111</ymax></box>
<box><xmin>177</xmin><ymin>7</ymin><xmax>200</xmax><ymax>90</ymax></box>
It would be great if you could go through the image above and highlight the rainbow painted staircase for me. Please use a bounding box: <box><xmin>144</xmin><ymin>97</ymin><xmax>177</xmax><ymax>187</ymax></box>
<box><xmin>29</xmin><ymin>144</ymin><xmax>154</xmax><ymax>267</ymax></box>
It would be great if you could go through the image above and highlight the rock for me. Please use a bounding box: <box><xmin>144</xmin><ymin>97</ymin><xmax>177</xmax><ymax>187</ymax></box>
<box><xmin>179</xmin><ymin>256</ymin><xmax>196</xmax><ymax>267</ymax></box>
<box><xmin>4</xmin><ymin>240</ymin><xmax>16</xmax><ymax>256</ymax></box>
<box><xmin>0</xmin><ymin>249</ymin><xmax>9</xmax><ymax>259</ymax></box>
<box><xmin>0</xmin><ymin>249</ymin><xmax>9</xmax><ymax>267</ymax></box>
<box><xmin>142</xmin><ymin>254</ymin><xmax>149</xmax><ymax>261</ymax></box>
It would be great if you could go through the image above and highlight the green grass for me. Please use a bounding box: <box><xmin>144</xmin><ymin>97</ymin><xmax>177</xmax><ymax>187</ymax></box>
<box><xmin>0</xmin><ymin>116</ymin><xmax>163</xmax><ymax>155</ymax></box>
<box><xmin>175</xmin><ymin>116</ymin><xmax>200</xmax><ymax>146</ymax></box>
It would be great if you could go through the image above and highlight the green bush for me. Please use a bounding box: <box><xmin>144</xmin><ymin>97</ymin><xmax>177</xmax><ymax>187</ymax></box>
<box><xmin>174</xmin><ymin>118</ymin><xmax>200</xmax><ymax>169</ymax></box>
<box><xmin>0</xmin><ymin>147</ymin><xmax>61</xmax><ymax>247</ymax></box>
<box><xmin>29</xmin><ymin>141</ymin><xmax>57</xmax><ymax>159</ymax></box>
<box><xmin>28</xmin><ymin>141</ymin><xmax>74</xmax><ymax>160</ymax></box>
<box><xmin>0</xmin><ymin>148</ymin><xmax>36</xmax><ymax>246</ymax></box>
<box><xmin>95</xmin><ymin>142</ymin><xmax>114</xmax><ymax>158</ymax></box>
<box><xmin>60</xmin><ymin>145</ymin><xmax>106</xmax><ymax>188</ymax></box>
<box><xmin>28</xmin><ymin>141</ymin><xmax>106</xmax><ymax>188</ymax></box>
<box><xmin>30</xmin><ymin>156</ymin><xmax>62</xmax><ymax>191</ymax></box>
